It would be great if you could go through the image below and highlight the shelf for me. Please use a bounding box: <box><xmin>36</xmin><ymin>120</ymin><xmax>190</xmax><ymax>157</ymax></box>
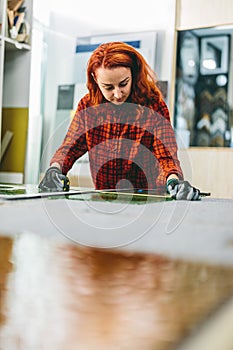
<box><xmin>0</xmin><ymin>0</ymin><xmax>33</xmax><ymax>181</ymax></box>
<box><xmin>0</xmin><ymin>34</ymin><xmax>30</xmax><ymax>50</ymax></box>
<box><xmin>0</xmin><ymin>171</ymin><xmax>23</xmax><ymax>184</ymax></box>
<box><xmin>4</xmin><ymin>36</ymin><xmax>30</xmax><ymax>50</ymax></box>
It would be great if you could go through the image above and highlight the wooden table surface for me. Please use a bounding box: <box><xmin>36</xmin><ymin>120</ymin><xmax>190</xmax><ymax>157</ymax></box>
<box><xmin>0</xmin><ymin>186</ymin><xmax>233</xmax><ymax>349</ymax></box>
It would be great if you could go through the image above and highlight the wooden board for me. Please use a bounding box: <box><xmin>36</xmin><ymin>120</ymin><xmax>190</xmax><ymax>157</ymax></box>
<box><xmin>0</xmin><ymin>184</ymin><xmax>210</xmax><ymax>201</ymax></box>
<box><xmin>0</xmin><ymin>234</ymin><xmax>233</xmax><ymax>349</ymax></box>
<box><xmin>0</xmin><ymin>185</ymin><xmax>172</xmax><ymax>201</ymax></box>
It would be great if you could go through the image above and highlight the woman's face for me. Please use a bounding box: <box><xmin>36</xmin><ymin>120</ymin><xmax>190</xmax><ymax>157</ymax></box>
<box><xmin>94</xmin><ymin>66</ymin><xmax>132</xmax><ymax>105</ymax></box>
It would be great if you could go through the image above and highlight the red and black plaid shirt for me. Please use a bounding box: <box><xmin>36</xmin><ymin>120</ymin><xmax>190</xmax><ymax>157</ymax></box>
<box><xmin>50</xmin><ymin>94</ymin><xmax>183</xmax><ymax>191</ymax></box>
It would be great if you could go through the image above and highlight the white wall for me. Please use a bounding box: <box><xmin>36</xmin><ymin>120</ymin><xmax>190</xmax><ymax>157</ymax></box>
<box><xmin>40</xmin><ymin>14</ymin><xmax>77</xmax><ymax>170</ymax></box>
<box><xmin>51</xmin><ymin>0</ymin><xmax>177</xmax><ymax>82</ymax></box>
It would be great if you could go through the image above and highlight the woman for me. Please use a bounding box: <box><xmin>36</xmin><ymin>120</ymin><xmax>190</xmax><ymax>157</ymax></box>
<box><xmin>39</xmin><ymin>42</ymin><xmax>200</xmax><ymax>200</ymax></box>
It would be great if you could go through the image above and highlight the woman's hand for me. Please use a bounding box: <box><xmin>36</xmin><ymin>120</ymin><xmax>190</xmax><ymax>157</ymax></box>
<box><xmin>38</xmin><ymin>167</ymin><xmax>70</xmax><ymax>192</ymax></box>
<box><xmin>166</xmin><ymin>178</ymin><xmax>200</xmax><ymax>201</ymax></box>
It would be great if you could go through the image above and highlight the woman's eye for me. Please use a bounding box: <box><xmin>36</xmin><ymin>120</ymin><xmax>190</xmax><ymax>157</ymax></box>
<box><xmin>103</xmin><ymin>81</ymin><xmax>128</xmax><ymax>91</ymax></box>
<box><xmin>119</xmin><ymin>82</ymin><xmax>127</xmax><ymax>87</ymax></box>
<box><xmin>103</xmin><ymin>86</ymin><xmax>113</xmax><ymax>91</ymax></box>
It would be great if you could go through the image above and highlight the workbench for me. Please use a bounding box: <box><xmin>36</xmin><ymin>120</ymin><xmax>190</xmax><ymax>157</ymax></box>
<box><xmin>0</xmin><ymin>184</ymin><xmax>233</xmax><ymax>349</ymax></box>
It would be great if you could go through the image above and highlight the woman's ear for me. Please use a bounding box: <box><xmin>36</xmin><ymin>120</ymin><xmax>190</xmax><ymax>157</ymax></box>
<box><xmin>91</xmin><ymin>72</ymin><xmax>97</xmax><ymax>83</ymax></box>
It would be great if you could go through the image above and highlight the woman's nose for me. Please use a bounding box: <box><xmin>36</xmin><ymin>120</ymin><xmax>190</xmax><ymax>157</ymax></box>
<box><xmin>113</xmin><ymin>87</ymin><xmax>123</xmax><ymax>99</ymax></box>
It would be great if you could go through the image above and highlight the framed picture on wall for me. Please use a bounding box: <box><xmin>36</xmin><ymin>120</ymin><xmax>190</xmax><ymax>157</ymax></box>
<box><xmin>200</xmin><ymin>35</ymin><xmax>230</xmax><ymax>75</ymax></box>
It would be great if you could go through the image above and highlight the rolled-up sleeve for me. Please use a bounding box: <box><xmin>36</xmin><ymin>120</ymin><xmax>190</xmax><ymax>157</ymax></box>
<box><xmin>152</xmin><ymin>99</ymin><xmax>183</xmax><ymax>185</ymax></box>
<box><xmin>50</xmin><ymin>99</ymin><xmax>88</xmax><ymax>174</ymax></box>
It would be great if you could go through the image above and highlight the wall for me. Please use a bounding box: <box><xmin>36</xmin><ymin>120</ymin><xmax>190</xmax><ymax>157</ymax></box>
<box><xmin>177</xmin><ymin>0</ymin><xmax>233</xmax><ymax>30</ymax></box>
<box><xmin>40</xmin><ymin>15</ymin><xmax>76</xmax><ymax>171</ymax></box>
<box><xmin>178</xmin><ymin>148</ymin><xmax>233</xmax><ymax>199</ymax></box>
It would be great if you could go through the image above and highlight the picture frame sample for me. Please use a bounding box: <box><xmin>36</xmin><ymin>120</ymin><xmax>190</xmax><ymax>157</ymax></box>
<box><xmin>200</xmin><ymin>35</ymin><xmax>230</xmax><ymax>75</ymax></box>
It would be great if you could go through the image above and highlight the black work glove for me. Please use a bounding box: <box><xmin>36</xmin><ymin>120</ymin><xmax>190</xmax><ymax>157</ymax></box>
<box><xmin>38</xmin><ymin>167</ymin><xmax>70</xmax><ymax>192</ymax></box>
<box><xmin>166</xmin><ymin>178</ymin><xmax>200</xmax><ymax>201</ymax></box>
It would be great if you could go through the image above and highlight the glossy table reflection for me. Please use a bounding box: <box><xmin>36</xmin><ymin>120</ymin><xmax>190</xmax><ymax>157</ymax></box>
<box><xmin>1</xmin><ymin>233</ymin><xmax>233</xmax><ymax>350</ymax></box>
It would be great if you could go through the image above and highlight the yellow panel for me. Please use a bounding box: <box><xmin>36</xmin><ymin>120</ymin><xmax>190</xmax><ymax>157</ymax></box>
<box><xmin>0</xmin><ymin>108</ymin><xmax>28</xmax><ymax>172</ymax></box>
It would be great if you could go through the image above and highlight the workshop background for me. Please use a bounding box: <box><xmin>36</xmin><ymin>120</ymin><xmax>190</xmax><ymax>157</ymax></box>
<box><xmin>0</xmin><ymin>0</ymin><xmax>233</xmax><ymax>197</ymax></box>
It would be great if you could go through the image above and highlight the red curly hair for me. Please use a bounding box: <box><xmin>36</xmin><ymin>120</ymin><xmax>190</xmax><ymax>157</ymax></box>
<box><xmin>86</xmin><ymin>41</ymin><xmax>163</xmax><ymax>106</ymax></box>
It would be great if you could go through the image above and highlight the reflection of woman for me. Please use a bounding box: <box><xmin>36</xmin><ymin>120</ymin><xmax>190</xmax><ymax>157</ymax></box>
<box><xmin>39</xmin><ymin>42</ymin><xmax>200</xmax><ymax>200</ymax></box>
